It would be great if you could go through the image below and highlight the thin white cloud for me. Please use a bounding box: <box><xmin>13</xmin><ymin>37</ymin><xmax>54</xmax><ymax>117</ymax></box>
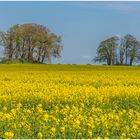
<box><xmin>82</xmin><ymin>55</ymin><xmax>93</xmax><ymax>59</ymax></box>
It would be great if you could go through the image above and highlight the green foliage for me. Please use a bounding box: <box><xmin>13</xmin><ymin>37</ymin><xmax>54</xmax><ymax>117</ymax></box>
<box><xmin>94</xmin><ymin>34</ymin><xmax>140</xmax><ymax>66</ymax></box>
<box><xmin>0</xmin><ymin>58</ymin><xmax>35</xmax><ymax>64</ymax></box>
<box><xmin>0</xmin><ymin>23</ymin><xmax>63</xmax><ymax>64</ymax></box>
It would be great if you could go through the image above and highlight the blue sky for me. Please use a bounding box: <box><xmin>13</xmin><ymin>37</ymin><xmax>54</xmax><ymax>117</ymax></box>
<box><xmin>0</xmin><ymin>1</ymin><xmax>140</xmax><ymax>64</ymax></box>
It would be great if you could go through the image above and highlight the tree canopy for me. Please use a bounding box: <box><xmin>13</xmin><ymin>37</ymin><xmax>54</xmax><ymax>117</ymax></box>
<box><xmin>94</xmin><ymin>34</ymin><xmax>140</xmax><ymax>66</ymax></box>
<box><xmin>0</xmin><ymin>23</ymin><xmax>63</xmax><ymax>63</ymax></box>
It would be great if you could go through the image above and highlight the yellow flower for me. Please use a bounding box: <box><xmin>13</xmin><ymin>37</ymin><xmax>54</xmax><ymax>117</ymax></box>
<box><xmin>37</xmin><ymin>132</ymin><xmax>43</xmax><ymax>139</ymax></box>
<box><xmin>4</xmin><ymin>131</ymin><xmax>14</xmax><ymax>139</ymax></box>
<box><xmin>42</xmin><ymin>113</ymin><xmax>49</xmax><ymax>121</ymax></box>
<box><xmin>50</xmin><ymin>127</ymin><xmax>56</xmax><ymax>136</ymax></box>
<box><xmin>87</xmin><ymin>130</ymin><xmax>92</xmax><ymax>138</ymax></box>
<box><xmin>1</xmin><ymin>65</ymin><xmax>140</xmax><ymax>138</ymax></box>
<box><xmin>17</xmin><ymin>103</ymin><xmax>22</xmax><ymax>108</ymax></box>
<box><xmin>36</xmin><ymin>106</ymin><xmax>43</xmax><ymax>113</ymax></box>
<box><xmin>132</xmin><ymin>124</ymin><xmax>138</xmax><ymax>130</ymax></box>
<box><xmin>12</xmin><ymin>124</ymin><xmax>17</xmax><ymax>129</ymax></box>
<box><xmin>75</xmin><ymin>120</ymin><xmax>80</xmax><ymax>126</ymax></box>
<box><xmin>38</xmin><ymin>104</ymin><xmax>43</xmax><ymax>108</ymax></box>
<box><xmin>11</xmin><ymin>109</ymin><xmax>17</xmax><ymax>115</ymax></box>
<box><xmin>3</xmin><ymin>106</ymin><xmax>7</xmax><ymax>111</ymax></box>
<box><xmin>60</xmin><ymin>127</ymin><xmax>65</xmax><ymax>133</ymax></box>
<box><xmin>4</xmin><ymin>113</ymin><xmax>11</xmax><ymax>121</ymax></box>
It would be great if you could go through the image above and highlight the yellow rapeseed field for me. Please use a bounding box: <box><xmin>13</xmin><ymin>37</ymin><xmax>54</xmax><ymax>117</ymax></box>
<box><xmin>0</xmin><ymin>64</ymin><xmax>140</xmax><ymax>139</ymax></box>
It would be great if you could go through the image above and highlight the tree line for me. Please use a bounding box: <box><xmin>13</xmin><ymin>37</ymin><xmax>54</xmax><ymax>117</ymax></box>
<box><xmin>0</xmin><ymin>23</ymin><xmax>63</xmax><ymax>63</ymax></box>
<box><xmin>94</xmin><ymin>34</ymin><xmax>140</xmax><ymax>65</ymax></box>
<box><xmin>0</xmin><ymin>23</ymin><xmax>139</xmax><ymax>65</ymax></box>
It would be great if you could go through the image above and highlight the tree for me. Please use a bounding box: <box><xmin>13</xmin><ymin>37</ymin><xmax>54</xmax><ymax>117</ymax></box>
<box><xmin>118</xmin><ymin>36</ymin><xmax>125</xmax><ymax>64</ymax></box>
<box><xmin>94</xmin><ymin>34</ymin><xmax>140</xmax><ymax>66</ymax></box>
<box><xmin>94</xmin><ymin>36</ymin><xmax>118</xmax><ymax>65</ymax></box>
<box><xmin>123</xmin><ymin>34</ymin><xmax>140</xmax><ymax>65</ymax></box>
<box><xmin>0</xmin><ymin>23</ymin><xmax>63</xmax><ymax>63</ymax></box>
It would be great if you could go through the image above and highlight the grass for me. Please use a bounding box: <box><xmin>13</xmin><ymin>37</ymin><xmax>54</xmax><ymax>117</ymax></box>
<box><xmin>0</xmin><ymin>64</ymin><xmax>139</xmax><ymax>71</ymax></box>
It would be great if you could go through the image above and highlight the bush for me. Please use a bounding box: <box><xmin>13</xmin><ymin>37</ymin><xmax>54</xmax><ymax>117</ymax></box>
<box><xmin>0</xmin><ymin>58</ymin><xmax>34</xmax><ymax>64</ymax></box>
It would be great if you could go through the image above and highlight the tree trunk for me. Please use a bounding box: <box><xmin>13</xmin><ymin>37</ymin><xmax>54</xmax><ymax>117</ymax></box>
<box><xmin>37</xmin><ymin>47</ymin><xmax>42</xmax><ymax>62</ymax></box>
<box><xmin>125</xmin><ymin>49</ymin><xmax>127</xmax><ymax>64</ymax></box>
<box><xmin>8</xmin><ymin>43</ymin><xmax>13</xmax><ymax>59</ymax></box>
<box><xmin>130</xmin><ymin>57</ymin><xmax>134</xmax><ymax>66</ymax></box>
<box><xmin>41</xmin><ymin>55</ymin><xmax>45</xmax><ymax>63</ymax></box>
<box><xmin>107</xmin><ymin>58</ymin><xmax>111</xmax><ymax>65</ymax></box>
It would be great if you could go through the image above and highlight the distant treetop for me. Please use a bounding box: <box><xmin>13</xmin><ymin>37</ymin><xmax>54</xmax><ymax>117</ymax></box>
<box><xmin>0</xmin><ymin>23</ymin><xmax>63</xmax><ymax>64</ymax></box>
<box><xmin>94</xmin><ymin>34</ymin><xmax>140</xmax><ymax>66</ymax></box>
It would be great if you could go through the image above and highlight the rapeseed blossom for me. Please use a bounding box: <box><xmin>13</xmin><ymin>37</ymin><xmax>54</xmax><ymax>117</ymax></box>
<box><xmin>4</xmin><ymin>131</ymin><xmax>14</xmax><ymax>139</ymax></box>
<box><xmin>37</xmin><ymin>132</ymin><xmax>43</xmax><ymax>139</ymax></box>
<box><xmin>0</xmin><ymin>65</ymin><xmax>140</xmax><ymax>138</ymax></box>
